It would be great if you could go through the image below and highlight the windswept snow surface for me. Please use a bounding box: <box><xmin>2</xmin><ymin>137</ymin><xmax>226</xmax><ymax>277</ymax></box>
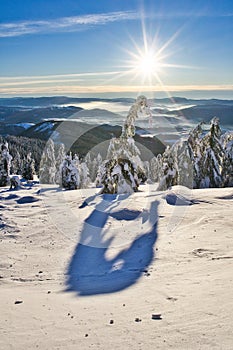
<box><xmin>0</xmin><ymin>183</ymin><xmax>233</xmax><ymax>349</ymax></box>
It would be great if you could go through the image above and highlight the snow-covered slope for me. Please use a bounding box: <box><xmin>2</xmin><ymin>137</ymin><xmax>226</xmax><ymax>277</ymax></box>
<box><xmin>0</xmin><ymin>183</ymin><xmax>233</xmax><ymax>349</ymax></box>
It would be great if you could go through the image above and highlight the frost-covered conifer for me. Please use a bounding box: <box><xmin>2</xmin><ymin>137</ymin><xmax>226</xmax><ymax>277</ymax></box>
<box><xmin>173</xmin><ymin>139</ymin><xmax>193</xmax><ymax>188</ymax></box>
<box><xmin>150</xmin><ymin>154</ymin><xmax>163</xmax><ymax>182</ymax></box>
<box><xmin>0</xmin><ymin>142</ymin><xmax>12</xmax><ymax>187</ymax></box>
<box><xmin>39</xmin><ymin>139</ymin><xmax>57</xmax><ymax>184</ymax></box>
<box><xmin>61</xmin><ymin>154</ymin><xmax>80</xmax><ymax>190</ymax></box>
<box><xmin>157</xmin><ymin>146</ymin><xmax>177</xmax><ymax>190</ymax></box>
<box><xmin>84</xmin><ymin>152</ymin><xmax>92</xmax><ymax>179</ymax></box>
<box><xmin>97</xmin><ymin>96</ymin><xmax>150</xmax><ymax>194</ymax></box>
<box><xmin>143</xmin><ymin>160</ymin><xmax>150</xmax><ymax>180</ymax></box>
<box><xmin>220</xmin><ymin>131</ymin><xmax>233</xmax><ymax>187</ymax></box>
<box><xmin>96</xmin><ymin>158</ymin><xmax>140</xmax><ymax>194</ymax></box>
<box><xmin>187</xmin><ymin>122</ymin><xmax>204</xmax><ymax>188</ymax></box>
<box><xmin>22</xmin><ymin>152</ymin><xmax>35</xmax><ymax>181</ymax></box>
<box><xmin>55</xmin><ymin>143</ymin><xmax>66</xmax><ymax>185</ymax></box>
<box><xmin>199</xmin><ymin>118</ymin><xmax>224</xmax><ymax>188</ymax></box>
<box><xmin>79</xmin><ymin>161</ymin><xmax>91</xmax><ymax>188</ymax></box>
<box><xmin>11</xmin><ymin>150</ymin><xmax>22</xmax><ymax>175</ymax></box>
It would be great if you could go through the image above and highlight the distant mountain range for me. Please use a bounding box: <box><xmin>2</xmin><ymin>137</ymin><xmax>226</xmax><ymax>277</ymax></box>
<box><xmin>0</xmin><ymin>96</ymin><xmax>134</xmax><ymax>107</ymax></box>
<box><xmin>0</xmin><ymin>105</ymin><xmax>83</xmax><ymax>125</ymax></box>
<box><xmin>1</xmin><ymin>96</ymin><xmax>233</xmax><ymax>108</ymax></box>
<box><xmin>0</xmin><ymin>96</ymin><xmax>232</xmax><ymax>155</ymax></box>
<box><xmin>169</xmin><ymin>104</ymin><xmax>233</xmax><ymax>125</ymax></box>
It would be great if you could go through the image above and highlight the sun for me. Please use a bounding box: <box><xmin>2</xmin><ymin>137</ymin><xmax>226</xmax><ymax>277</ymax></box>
<box><xmin>135</xmin><ymin>51</ymin><xmax>161</xmax><ymax>78</ymax></box>
<box><xmin>109</xmin><ymin>15</ymin><xmax>195</xmax><ymax>91</ymax></box>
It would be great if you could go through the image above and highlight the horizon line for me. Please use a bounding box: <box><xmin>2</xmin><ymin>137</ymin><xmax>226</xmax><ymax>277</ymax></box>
<box><xmin>0</xmin><ymin>84</ymin><xmax>232</xmax><ymax>96</ymax></box>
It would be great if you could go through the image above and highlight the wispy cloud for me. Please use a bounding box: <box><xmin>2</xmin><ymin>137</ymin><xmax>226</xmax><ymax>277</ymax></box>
<box><xmin>0</xmin><ymin>71</ymin><xmax>121</xmax><ymax>81</ymax></box>
<box><xmin>0</xmin><ymin>83</ymin><xmax>232</xmax><ymax>96</ymax></box>
<box><xmin>0</xmin><ymin>11</ymin><xmax>138</xmax><ymax>38</ymax></box>
<box><xmin>1</xmin><ymin>9</ymin><xmax>232</xmax><ymax>38</ymax></box>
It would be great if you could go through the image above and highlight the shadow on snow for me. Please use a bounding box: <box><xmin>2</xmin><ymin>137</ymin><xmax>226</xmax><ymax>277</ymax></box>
<box><xmin>66</xmin><ymin>194</ymin><xmax>158</xmax><ymax>296</ymax></box>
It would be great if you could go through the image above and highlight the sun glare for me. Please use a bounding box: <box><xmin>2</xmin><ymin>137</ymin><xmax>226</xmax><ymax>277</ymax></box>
<box><xmin>136</xmin><ymin>52</ymin><xmax>160</xmax><ymax>77</ymax></box>
<box><xmin>111</xmin><ymin>14</ymin><xmax>194</xmax><ymax>92</ymax></box>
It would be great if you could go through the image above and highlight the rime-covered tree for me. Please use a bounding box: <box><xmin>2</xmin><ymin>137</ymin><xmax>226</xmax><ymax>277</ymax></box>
<box><xmin>154</xmin><ymin>118</ymin><xmax>233</xmax><ymax>190</ymax></box>
<box><xmin>0</xmin><ymin>142</ymin><xmax>12</xmax><ymax>187</ymax></box>
<box><xmin>39</xmin><ymin>139</ymin><xmax>56</xmax><ymax>184</ymax></box>
<box><xmin>220</xmin><ymin>131</ymin><xmax>233</xmax><ymax>187</ymax></box>
<box><xmin>157</xmin><ymin>146</ymin><xmax>177</xmax><ymax>190</ymax></box>
<box><xmin>187</xmin><ymin>122</ymin><xmax>204</xmax><ymax>188</ymax></box>
<box><xmin>86</xmin><ymin>152</ymin><xmax>103</xmax><ymax>183</ymax></box>
<box><xmin>79</xmin><ymin>161</ymin><xmax>91</xmax><ymax>188</ymax></box>
<box><xmin>150</xmin><ymin>154</ymin><xmax>163</xmax><ymax>182</ymax></box>
<box><xmin>199</xmin><ymin>118</ymin><xmax>224</xmax><ymax>188</ymax></box>
<box><xmin>97</xmin><ymin>96</ymin><xmax>150</xmax><ymax>194</ymax></box>
<box><xmin>173</xmin><ymin>139</ymin><xmax>193</xmax><ymax>188</ymax></box>
<box><xmin>11</xmin><ymin>150</ymin><xmax>22</xmax><ymax>175</ymax></box>
<box><xmin>96</xmin><ymin>157</ymin><xmax>141</xmax><ymax>194</ymax></box>
<box><xmin>22</xmin><ymin>152</ymin><xmax>35</xmax><ymax>181</ymax></box>
<box><xmin>84</xmin><ymin>152</ymin><xmax>92</xmax><ymax>178</ymax></box>
<box><xmin>55</xmin><ymin>143</ymin><xmax>66</xmax><ymax>185</ymax></box>
<box><xmin>143</xmin><ymin>160</ymin><xmax>150</xmax><ymax>180</ymax></box>
<box><xmin>61</xmin><ymin>154</ymin><xmax>80</xmax><ymax>190</ymax></box>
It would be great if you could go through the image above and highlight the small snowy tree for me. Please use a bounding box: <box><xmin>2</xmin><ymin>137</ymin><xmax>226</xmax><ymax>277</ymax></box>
<box><xmin>0</xmin><ymin>142</ymin><xmax>12</xmax><ymax>187</ymax></box>
<box><xmin>22</xmin><ymin>152</ymin><xmax>35</xmax><ymax>181</ymax></box>
<box><xmin>96</xmin><ymin>158</ymin><xmax>141</xmax><ymax>194</ymax></box>
<box><xmin>157</xmin><ymin>146</ymin><xmax>177</xmax><ymax>190</ymax></box>
<box><xmin>187</xmin><ymin>122</ymin><xmax>204</xmax><ymax>188</ymax></box>
<box><xmin>173</xmin><ymin>139</ymin><xmax>193</xmax><ymax>188</ymax></box>
<box><xmin>150</xmin><ymin>154</ymin><xmax>163</xmax><ymax>183</ymax></box>
<box><xmin>199</xmin><ymin>118</ymin><xmax>224</xmax><ymax>188</ymax></box>
<box><xmin>39</xmin><ymin>139</ymin><xmax>57</xmax><ymax>184</ymax></box>
<box><xmin>221</xmin><ymin>131</ymin><xmax>233</xmax><ymax>187</ymax></box>
<box><xmin>61</xmin><ymin>154</ymin><xmax>80</xmax><ymax>190</ymax></box>
<box><xmin>55</xmin><ymin>143</ymin><xmax>66</xmax><ymax>185</ymax></box>
<box><xmin>11</xmin><ymin>150</ymin><xmax>22</xmax><ymax>175</ymax></box>
<box><xmin>79</xmin><ymin>161</ymin><xmax>91</xmax><ymax>189</ymax></box>
<box><xmin>84</xmin><ymin>152</ymin><xmax>93</xmax><ymax>179</ymax></box>
<box><xmin>143</xmin><ymin>160</ymin><xmax>151</xmax><ymax>180</ymax></box>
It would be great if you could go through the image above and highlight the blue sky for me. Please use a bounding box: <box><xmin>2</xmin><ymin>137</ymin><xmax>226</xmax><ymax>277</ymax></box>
<box><xmin>0</xmin><ymin>0</ymin><xmax>233</xmax><ymax>98</ymax></box>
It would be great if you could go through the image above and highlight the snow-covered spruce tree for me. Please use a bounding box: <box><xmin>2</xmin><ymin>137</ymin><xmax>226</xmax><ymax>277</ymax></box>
<box><xmin>71</xmin><ymin>153</ymin><xmax>89</xmax><ymax>188</ymax></box>
<box><xmin>157</xmin><ymin>146</ymin><xmax>177</xmax><ymax>190</ymax></box>
<box><xmin>61</xmin><ymin>154</ymin><xmax>80</xmax><ymax>190</ymax></box>
<box><xmin>143</xmin><ymin>160</ymin><xmax>151</xmax><ymax>180</ymax></box>
<box><xmin>96</xmin><ymin>96</ymin><xmax>150</xmax><ymax>194</ymax></box>
<box><xmin>85</xmin><ymin>152</ymin><xmax>102</xmax><ymax>182</ymax></box>
<box><xmin>199</xmin><ymin>117</ymin><xmax>224</xmax><ymax>188</ymax></box>
<box><xmin>150</xmin><ymin>154</ymin><xmax>163</xmax><ymax>183</ymax></box>
<box><xmin>220</xmin><ymin>131</ymin><xmax>233</xmax><ymax>187</ymax></box>
<box><xmin>22</xmin><ymin>152</ymin><xmax>35</xmax><ymax>181</ymax></box>
<box><xmin>79</xmin><ymin>161</ymin><xmax>91</xmax><ymax>189</ymax></box>
<box><xmin>0</xmin><ymin>142</ymin><xmax>12</xmax><ymax>187</ymax></box>
<box><xmin>173</xmin><ymin>139</ymin><xmax>193</xmax><ymax>188</ymax></box>
<box><xmin>55</xmin><ymin>143</ymin><xmax>66</xmax><ymax>185</ymax></box>
<box><xmin>187</xmin><ymin>122</ymin><xmax>204</xmax><ymax>188</ymax></box>
<box><xmin>153</xmin><ymin>118</ymin><xmax>232</xmax><ymax>191</ymax></box>
<box><xmin>39</xmin><ymin>139</ymin><xmax>57</xmax><ymax>184</ymax></box>
<box><xmin>84</xmin><ymin>152</ymin><xmax>93</xmax><ymax>179</ymax></box>
<box><xmin>11</xmin><ymin>150</ymin><xmax>22</xmax><ymax>175</ymax></box>
<box><xmin>96</xmin><ymin>157</ymin><xmax>142</xmax><ymax>194</ymax></box>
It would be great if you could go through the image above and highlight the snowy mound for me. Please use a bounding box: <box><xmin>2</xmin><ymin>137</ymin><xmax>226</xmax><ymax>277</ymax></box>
<box><xmin>16</xmin><ymin>196</ymin><xmax>40</xmax><ymax>204</ymax></box>
<box><xmin>165</xmin><ymin>191</ymin><xmax>193</xmax><ymax>206</ymax></box>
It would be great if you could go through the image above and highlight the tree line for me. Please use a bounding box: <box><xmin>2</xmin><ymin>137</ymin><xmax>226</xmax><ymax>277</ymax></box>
<box><xmin>0</xmin><ymin>118</ymin><xmax>232</xmax><ymax>191</ymax></box>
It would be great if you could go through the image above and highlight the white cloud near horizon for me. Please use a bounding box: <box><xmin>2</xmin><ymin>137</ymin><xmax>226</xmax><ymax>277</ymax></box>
<box><xmin>0</xmin><ymin>83</ymin><xmax>232</xmax><ymax>96</ymax></box>
<box><xmin>0</xmin><ymin>11</ymin><xmax>139</xmax><ymax>38</ymax></box>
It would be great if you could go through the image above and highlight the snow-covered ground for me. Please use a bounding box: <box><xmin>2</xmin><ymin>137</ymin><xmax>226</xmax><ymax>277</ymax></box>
<box><xmin>0</xmin><ymin>183</ymin><xmax>233</xmax><ymax>349</ymax></box>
